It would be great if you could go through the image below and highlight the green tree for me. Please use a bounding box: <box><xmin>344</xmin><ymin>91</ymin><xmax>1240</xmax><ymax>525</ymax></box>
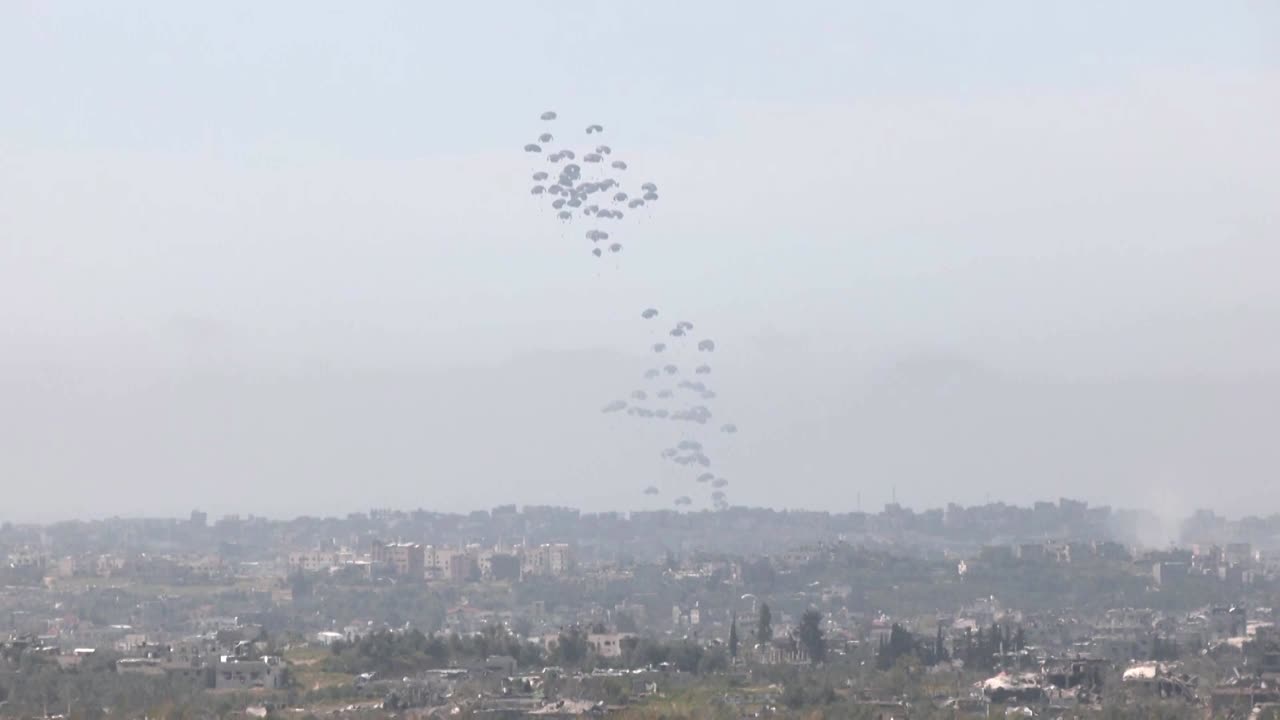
<box><xmin>798</xmin><ymin>610</ymin><xmax>826</xmax><ymax>663</ymax></box>
<box><xmin>728</xmin><ymin>617</ymin><xmax>739</xmax><ymax>659</ymax></box>
<box><xmin>551</xmin><ymin>625</ymin><xmax>590</xmax><ymax>667</ymax></box>
<box><xmin>756</xmin><ymin>603</ymin><xmax>773</xmax><ymax>644</ymax></box>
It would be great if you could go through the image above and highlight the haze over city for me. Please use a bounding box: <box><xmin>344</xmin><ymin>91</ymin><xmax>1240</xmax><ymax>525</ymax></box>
<box><xmin>3</xmin><ymin>2</ymin><xmax>1279</xmax><ymax>521</ymax></box>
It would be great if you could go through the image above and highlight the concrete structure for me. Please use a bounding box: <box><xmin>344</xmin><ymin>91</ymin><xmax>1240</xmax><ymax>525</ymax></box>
<box><xmin>587</xmin><ymin>633</ymin><xmax>634</xmax><ymax>658</ymax></box>
<box><xmin>214</xmin><ymin>655</ymin><xmax>286</xmax><ymax>690</ymax></box>
<box><xmin>424</xmin><ymin>545</ymin><xmax>473</xmax><ymax>581</ymax></box>
<box><xmin>288</xmin><ymin>551</ymin><xmax>338</xmax><ymax>573</ymax></box>
<box><xmin>372</xmin><ymin>540</ymin><xmax>425</xmax><ymax>578</ymax></box>
<box><xmin>1153</xmin><ymin>561</ymin><xmax>1188</xmax><ymax>586</ymax></box>
<box><xmin>521</xmin><ymin>543</ymin><xmax>573</xmax><ymax>577</ymax></box>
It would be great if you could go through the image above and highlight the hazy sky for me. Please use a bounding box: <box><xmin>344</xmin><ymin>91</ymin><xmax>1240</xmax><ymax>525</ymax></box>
<box><xmin>2</xmin><ymin>2</ymin><xmax>1278</xmax><ymax>522</ymax></box>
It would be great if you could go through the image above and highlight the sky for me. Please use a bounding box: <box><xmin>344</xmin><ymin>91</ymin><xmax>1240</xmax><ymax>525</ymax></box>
<box><xmin>1</xmin><ymin>2</ymin><xmax>1278</xmax><ymax>522</ymax></box>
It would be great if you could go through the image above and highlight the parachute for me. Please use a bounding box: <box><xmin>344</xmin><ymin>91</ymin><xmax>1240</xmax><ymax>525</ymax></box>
<box><xmin>522</xmin><ymin>111</ymin><xmax>738</xmax><ymax>505</ymax></box>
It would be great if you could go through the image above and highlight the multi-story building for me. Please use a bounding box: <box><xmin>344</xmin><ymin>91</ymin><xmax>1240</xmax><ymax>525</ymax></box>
<box><xmin>288</xmin><ymin>551</ymin><xmax>338</xmax><ymax>573</ymax></box>
<box><xmin>587</xmin><ymin>633</ymin><xmax>635</xmax><ymax>658</ymax></box>
<box><xmin>371</xmin><ymin>540</ymin><xmax>424</xmax><ymax>578</ymax></box>
<box><xmin>425</xmin><ymin>545</ymin><xmax>466</xmax><ymax>580</ymax></box>
<box><xmin>521</xmin><ymin>543</ymin><xmax>574</xmax><ymax>577</ymax></box>
<box><xmin>213</xmin><ymin>655</ymin><xmax>286</xmax><ymax>690</ymax></box>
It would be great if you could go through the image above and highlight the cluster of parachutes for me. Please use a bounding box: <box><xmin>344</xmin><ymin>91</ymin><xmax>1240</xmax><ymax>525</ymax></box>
<box><xmin>524</xmin><ymin>111</ymin><xmax>660</xmax><ymax>258</ymax></box>
<box><xmin>523</xmin><ymin>111</ymin><xmax>735</xmax><ymax>511</ymax></box>
<box><xmin>600</xmin><ymin>307</ymin><xmax>738</xmax><ymax>511</ymax></box>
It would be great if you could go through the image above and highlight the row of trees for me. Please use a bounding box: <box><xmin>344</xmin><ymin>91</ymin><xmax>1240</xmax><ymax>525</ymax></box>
<box><xmin>324</xmin><ymin>625</ymin><xmax>543</xmax><ymax>675</ymax></box>
<box><xmin>875</xmin><ymin>622</ymin><xmax>1025</xmax><ymax>672</ymax></box>
<box><xmin>0</xmin><ymin>650</ymin><xmax>263</xmax><ymax>719</ymax></box>
<box><xmin>733</xmin><ymin>603</ymin><xmax>827</xmax><ymax>663</ymax></box>
<box><xmin>324</xmin><ymin>623</ymin><xmax>743</xmax><ymax>677</ymax></box>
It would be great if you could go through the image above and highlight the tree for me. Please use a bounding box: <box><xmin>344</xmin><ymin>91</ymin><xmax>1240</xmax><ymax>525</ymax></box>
<box><xmin>797</xmin><ymin>610</ymin><xmax>826</xmax><ymax>663</ymax></box>
<box><xmin>728</xmin><ymin>617</ymin><xmax>739</xmax><ymax>659</ymax></box>
<box><xmin>551</xmin><ymin>625</ymin><xmax>590</xmax><ymax>667</ymax></box>
<box><xmin>757</xmin><ymin>603</ymin><xmax>773</xmax><ymax>644</ymax></box>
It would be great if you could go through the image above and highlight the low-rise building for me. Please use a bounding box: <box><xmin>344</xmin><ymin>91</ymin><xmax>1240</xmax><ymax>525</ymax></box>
<box><xmin>288</xmin><ymin>551</ymin><xmax>338</xmax><ymax>573</ymax></box>
<box><xmin>587</xmin><ymin>633</ymin><xmax>634</xmax><ymax>658</ymax></box>
<box><xmin>213</xmin><ymin>655</ymin><xmax>286</xmax><ymax>690</ymax></box>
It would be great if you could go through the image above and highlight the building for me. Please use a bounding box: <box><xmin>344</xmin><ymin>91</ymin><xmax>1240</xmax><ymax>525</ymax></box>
<box><xmin>288</xmin><ymin>551</ymin><xmax>338</xmax><ymax>573</ymax></box>
<box><xmin>521</xmin><ymin>543</ymin><xmax>574</xmax><ymax>577</ymax></box>
<box><xmin>371</xmin><ymin>540</ymin><xmax>425</xmax><ymax>578</ymax></box>
<box><xmin>425</xmin><ymin>546</ymin><xmax>469</xmax><ymax>580</ymax></box>
<box><xmin>1223</xmin><ymin>543</ymin><xmax>1253</xmax><ymax>566</ymax></box>
<box><xmin>214</xmin><ymin>655</ymin><xmax>286</xmax><ymax>690</ymax></box>
<box><xmin>1207</xmin><ymin>606</ymin><xmax>1246</xmax><ymax>640</ymax></box>
<box><xmin>1153</xmin><ymin>561</ymin><xmax>1188</xmax><ymax>586</ymax></box>
<box><xmin>587</xmin><ymin>633</ymin><xmax>635</xmax><ymax>658</ymax></box>
<box><xmin>479</xmin><ymin>655</ymin><xmax>518</xmax><ymax>675</ymax></box>
<box><xmin>449</xmin><ymin>553</ymin><xmax>478</xmax><ymax>582</ymax></box>
<box><xmin>118</xmin><ymin>658</ymin><xmax>212</xmax><ymax>687</ymax></box>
